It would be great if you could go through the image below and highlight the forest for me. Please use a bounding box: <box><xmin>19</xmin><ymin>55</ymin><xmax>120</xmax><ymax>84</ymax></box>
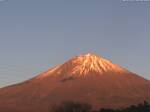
<box><xmin>52</xmin><ymin>101</ymin><xmax>150</xmax><ymax>112</ymax></box>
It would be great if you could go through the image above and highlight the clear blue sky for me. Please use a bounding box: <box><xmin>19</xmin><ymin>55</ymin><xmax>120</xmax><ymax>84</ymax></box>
<box><xmin>0</xmin><ymin>0</ymin><xmax>150</xmax><ymax>87</ymax></box>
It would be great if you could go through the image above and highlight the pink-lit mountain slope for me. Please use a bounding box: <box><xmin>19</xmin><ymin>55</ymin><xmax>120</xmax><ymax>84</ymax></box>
<box><xmin>0</xmin><ymin>53</ymin><xmax>150</xmax><ymax>112</ymax></box>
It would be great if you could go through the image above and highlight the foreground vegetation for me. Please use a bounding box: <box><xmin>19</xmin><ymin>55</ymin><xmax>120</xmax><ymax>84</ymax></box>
<box><xmin>51</xmin><ymin>101</ymin><xmax>150</xmax><ymax>112</ymax></box>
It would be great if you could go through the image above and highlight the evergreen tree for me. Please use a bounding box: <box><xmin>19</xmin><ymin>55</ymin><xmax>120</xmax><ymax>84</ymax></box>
<box><xmin>52</xmin><ymin>101</ymin><xmax>92</xmax><ymax>112</ymax></box>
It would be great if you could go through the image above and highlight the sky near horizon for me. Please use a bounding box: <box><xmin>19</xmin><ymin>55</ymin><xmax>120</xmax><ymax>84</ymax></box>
<box><xmin>0</xmin><ymin>0</ymin><xmax>150</xmax><ymax>87</ymax></box>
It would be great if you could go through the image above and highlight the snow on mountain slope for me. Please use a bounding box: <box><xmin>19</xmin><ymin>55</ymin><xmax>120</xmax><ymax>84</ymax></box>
<box><xmin>37</xmin><ymin>53</ymin><xmax>129</xmax><ymax>79</ymax></box>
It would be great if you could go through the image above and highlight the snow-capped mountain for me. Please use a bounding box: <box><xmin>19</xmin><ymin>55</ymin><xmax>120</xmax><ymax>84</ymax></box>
<box><xmin>0</xmin><ymin>53</ymin><xmax>150</xmax><ymax>112</ymax></box>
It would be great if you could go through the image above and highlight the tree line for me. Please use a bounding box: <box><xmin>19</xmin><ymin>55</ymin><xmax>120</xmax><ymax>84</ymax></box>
<box><xmin>51</xmin><ymin>101</ymin><xmax>150</xmax><ymax>112</ymax></box>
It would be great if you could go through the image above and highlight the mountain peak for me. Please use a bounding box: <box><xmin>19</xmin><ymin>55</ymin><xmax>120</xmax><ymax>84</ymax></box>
<box><xmin>81</xmin><ymin>53</ymin><xmax>99</xmax><ymax>57</ymax></box>
<box><xmin>37</xmin><ymin>53</ymin><xmax>129</xmax><ymax>79</ymax></box>
<box><xmin>76</xmin><ymin>53</ymin><xmax>102</xmax><ymax>60</ymax></box>
<box><xmin>67</xmin><ymin>53</ymin><xmax>128</xmax><ymax>75</ymax></box>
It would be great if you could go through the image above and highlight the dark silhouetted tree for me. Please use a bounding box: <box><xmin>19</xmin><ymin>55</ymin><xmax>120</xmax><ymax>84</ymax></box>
<box><xmin>51</xmin><ymin>101</ymin><xmax>150</xmax><ymax>112</ymax></box>
<box><xmin>99</xmin><ymin>101</ymin><xmax>150</xmax><ymax>112</ymax></box>
<box><xmin>52</xmin><ymin>101</ymin><xmax>92</xmax><ymax>112</ymax></box>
